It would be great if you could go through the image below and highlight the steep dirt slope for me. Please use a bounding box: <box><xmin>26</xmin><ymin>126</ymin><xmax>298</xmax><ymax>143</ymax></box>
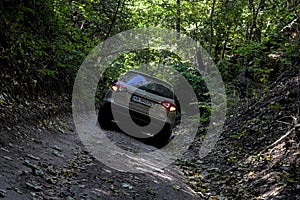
<box><xmin>178</xmin><ymin>66</ymin><xmax>300</xmax><ymax>199</ymax></box>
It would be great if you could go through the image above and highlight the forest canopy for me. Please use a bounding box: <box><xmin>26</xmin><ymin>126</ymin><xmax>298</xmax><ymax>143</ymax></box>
<box><xmin>0</xmin><ymin>0</ymin><xmax>299</xmax><ymax>102</ymax></box>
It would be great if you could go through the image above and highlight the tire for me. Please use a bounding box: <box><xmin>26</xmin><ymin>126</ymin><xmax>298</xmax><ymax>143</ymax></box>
<box><xmin>97</xmin><ymin>103</ymin><xmax>113</xmax><ymax>130</ymax></box>
<box><xmin>144</xmin><ymin>124</ymin><xmax>172</xmax><ymax>148</ymax></box>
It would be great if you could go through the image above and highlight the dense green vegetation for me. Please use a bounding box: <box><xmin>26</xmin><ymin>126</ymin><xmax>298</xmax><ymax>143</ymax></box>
<box><xmin>1</xmin><ymin>0</ymin><xmax>299</xmax><ymax>103</ymax></box>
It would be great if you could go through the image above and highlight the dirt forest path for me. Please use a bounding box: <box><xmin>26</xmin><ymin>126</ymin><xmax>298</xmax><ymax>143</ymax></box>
<box><xmin>0</xmin><ymin>115</ymin><xmax>200</xmax><ymax>199</ymax></box>
<box><xmin>1</xmin><ymin>66</ymin><xmax>299</xmax><ymax>200</ymax></box>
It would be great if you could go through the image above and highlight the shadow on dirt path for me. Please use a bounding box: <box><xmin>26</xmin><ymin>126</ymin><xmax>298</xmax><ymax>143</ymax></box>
<box><xmin>0</xmin><ymin>115</ymin><xmax>200</xmax><ymax>199</ymax></box>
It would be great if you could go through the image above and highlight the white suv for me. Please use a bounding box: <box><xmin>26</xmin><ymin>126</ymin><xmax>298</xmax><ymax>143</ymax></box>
<box><xmin>98</xmin><ymin>70</ymin><xmax>177</xmax><ymax>147</ymax></box>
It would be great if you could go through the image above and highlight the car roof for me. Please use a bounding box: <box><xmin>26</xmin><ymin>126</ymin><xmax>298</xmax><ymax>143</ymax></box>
<box><xmin>125</xmin><ymin>70</ymin><xmax>173</xmax><ymax>88</ymax></box>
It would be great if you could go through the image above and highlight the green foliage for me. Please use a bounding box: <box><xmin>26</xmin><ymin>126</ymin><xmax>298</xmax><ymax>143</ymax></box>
<box><xmin>269</xmin><ymin>102</ymin><xmax>282</xmax><ymax>109</ymax></box>
<box><xmin>1</xmin><ymin>0</ymin><xmax>133</xmax><ymax>98</ymax></box>
<box><xmin>1</xmin><ymin>0</ymin><xmax>299</xmax><ymax>106</ymax></box>
<box><xmin>230</xmin><ymin>130</ymin><xmax>247</xmax><ymax>139</ymax></box>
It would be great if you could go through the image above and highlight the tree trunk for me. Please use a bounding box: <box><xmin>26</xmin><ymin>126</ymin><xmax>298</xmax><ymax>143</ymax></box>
<box><xmin>247</xmin><ymin>0</ymin><xmax>265</xmax><ymax>43</ymax></box>
<box><xmin>176</xmin><ymin>0</ymin><xmax>181</xmax><ymax>39</ymax></box>
<box><xmin>209</xmin><ymin>0</ymin><xmax>216</xmax><ymax>55</ymax></box>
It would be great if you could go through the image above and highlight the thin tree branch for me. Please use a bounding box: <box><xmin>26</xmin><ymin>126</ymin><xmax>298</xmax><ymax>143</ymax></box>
<box><xmin>261</xmin><ymin>116</ymin><xmax>299</xmax><ymax>154</ymax></box>
<box><xmin>105</xmin><ymin>0</ymin><xmax>123</xmax><ymax>40</ymax></box>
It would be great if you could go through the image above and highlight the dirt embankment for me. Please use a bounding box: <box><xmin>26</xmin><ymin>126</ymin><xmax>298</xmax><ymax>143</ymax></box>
<box><xmin>178</xmin><ymin>66</ymin><xmax>300</xmax><ymax>199</ymax></box>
